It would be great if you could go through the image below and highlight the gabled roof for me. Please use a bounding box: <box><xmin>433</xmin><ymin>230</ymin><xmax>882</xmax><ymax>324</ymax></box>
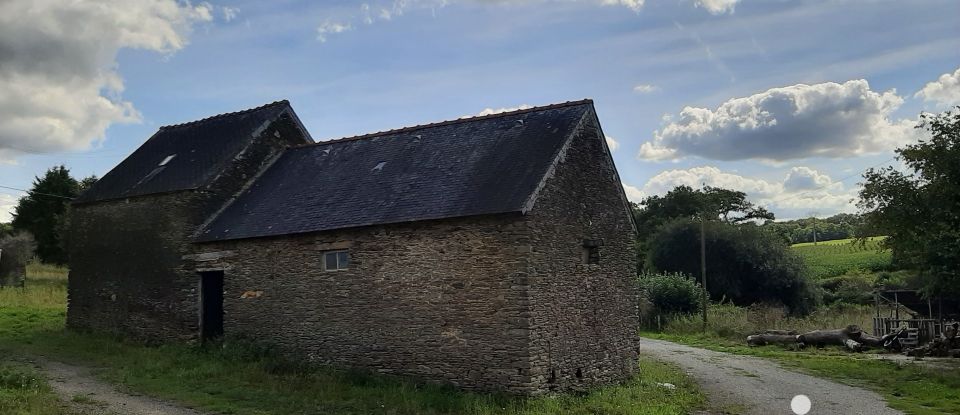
<box><xmin>75</xmin><ymin>100</ymin><xmax>310</xmax><ymax>203</ymax></box>
<box><xmin>197</xmin><ymin>100</ymin><xmax>594</xmax><ymax>242</ymax></box>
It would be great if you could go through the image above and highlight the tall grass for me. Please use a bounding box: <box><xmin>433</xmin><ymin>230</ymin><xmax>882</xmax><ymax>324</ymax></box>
<box><xmin>651</xmin><ymin>303</ymin><xmax>875</xmax><ymax>340</ymax></box>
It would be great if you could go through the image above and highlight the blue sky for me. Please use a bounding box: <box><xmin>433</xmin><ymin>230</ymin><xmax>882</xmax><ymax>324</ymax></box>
<box><xmin>1</xmin><ymin>0</ymin><xmax>959</xmax><ymax>222</ymax></box>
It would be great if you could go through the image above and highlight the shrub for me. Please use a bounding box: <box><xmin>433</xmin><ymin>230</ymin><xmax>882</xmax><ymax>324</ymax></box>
<box><xmin>646</xmin><ymin>219</ymin><xmax>819</xmax><ymax>315</ymax></box>
<box><xmin>638</xmin><ymin>272</ymin><xmax>705</xmax><ymax>314</ymax></box>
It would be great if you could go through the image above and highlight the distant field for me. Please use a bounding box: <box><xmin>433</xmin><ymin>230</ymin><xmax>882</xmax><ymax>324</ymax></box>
<box><xmin>792</xmin><ymin>237</ymin><xmax>893</xmax><ymax>279</ymax></box>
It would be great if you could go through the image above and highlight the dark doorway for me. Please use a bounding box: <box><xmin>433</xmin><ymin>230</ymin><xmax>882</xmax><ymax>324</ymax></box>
<box><xmin>199</xmin><ymin>270</ymin><xmax>224</xmax><ymax>340</ymax></box>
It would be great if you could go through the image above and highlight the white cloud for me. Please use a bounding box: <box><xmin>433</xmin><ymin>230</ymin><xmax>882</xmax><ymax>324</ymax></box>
<box><xmin>474</xmin><ymin>104</ymin><xmax>533</xmax><ymax>117</ymax></box>
<box><xmin>633</xmin><ymin>84</ymin><xmax>659</xmax><ymax>94</ymax></box>
<box><xmin>0</xmin><ymin>0</ymin><xmax>213</xmax><ymax>161</ymax></box>
<box><xmin>783</xmin><ymin>166</ymin><xmax>836</xmax><ymax>192</ymax></box>
<box><xmin>316</xmin><ymin>21</ymin><xmax>352</xmax><ymax>42</ymax></box>
<box><xmin>915</xmin><ymin>66</ymin><xmax>960</xmax><ymax>107</ymax></box>
<box><xmin>642</xmin><ymin>166</ymin><xmax>781</xmax><ymax>197</ymax></box>
<box><xmin>601</xmin><ymin>0</ymin><xmax>645</xmax><ymax>13</ymax></box>
<box><xmin>0</xmin><ymin>193</ymin><xmax>18</xmax><ymax>223</ymax></box>
<box><xmin>623</xmin><ymin>183</ymin><xmax>645</xmax><ymax>203</ymax></box>
<box><xmin>639</xmin><ymin>80</ymin><xmax>917</xmax><ymax>162</ymax></box>
<box><xmin>695</xmin><ymin>0</ymin><xmax>740</xmax><ymax>15</ymax></box>
<box><xmin>222</xmin><ymin>6</ymin><xmax>239</xmax><ymax>22</ymax></box>
<box><xmin>313</xmin><ymin>0</ymin><xmax>741</xmax><ymax>44</ymax></box>
<box><xmin>634</xmin><ymin>165</ymin><xmax>856</xmax><ymax>215</ymax></box>
<box><xmin>605</xmin><ymin>135</ymin><xmax>621</xmax><ymax>151</ymax></box>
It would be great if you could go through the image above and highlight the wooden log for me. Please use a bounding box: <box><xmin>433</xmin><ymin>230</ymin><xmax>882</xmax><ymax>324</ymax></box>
<box><xmin>797</xmin><ymin>325</ymin><xmax>862</xmax><ymax>348</ymax></box>
<box><xmin>747</xmin><ymin>334</ymin><xmax>799</xmax><ymax>346</ymax></box>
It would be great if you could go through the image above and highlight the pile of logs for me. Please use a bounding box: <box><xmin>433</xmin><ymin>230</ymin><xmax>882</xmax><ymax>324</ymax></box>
<box><xmin>747</xmin><ymin>322</ymin><xmax>960</xmax><ymax>357</ymax></box>
<box><xmin>746</xmin><ymin>325</ymin><xmax>907</xmax><ymax>352</ymax></box>
<box><xmin>904</xmin><ymin>322</ymin><xmax>960</xmax><ymax>358</ymax></box>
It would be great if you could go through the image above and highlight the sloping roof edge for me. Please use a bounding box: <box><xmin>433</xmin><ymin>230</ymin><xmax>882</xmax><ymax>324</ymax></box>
<box><xmin>73</xmin><ymin>100</ymin><xmax>309</xmax><ymax>205</ymax></box>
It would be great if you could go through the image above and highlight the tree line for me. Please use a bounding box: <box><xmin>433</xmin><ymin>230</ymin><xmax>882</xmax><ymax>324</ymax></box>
<box><xmin>1</xmin><ymin>166</ymin><xmax>96</xmax><ymax>264</ymax></box>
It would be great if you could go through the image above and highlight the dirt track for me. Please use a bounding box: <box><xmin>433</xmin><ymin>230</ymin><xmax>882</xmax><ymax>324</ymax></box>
<box><xmin>638</xmin><ymin>337</ymin><xmax>904</xmax><ymax>415</ymax></box>
<box><xmin>37</xmin><ymin>359</ymin><xmax>205</xmax><ymax>415</ymax></box>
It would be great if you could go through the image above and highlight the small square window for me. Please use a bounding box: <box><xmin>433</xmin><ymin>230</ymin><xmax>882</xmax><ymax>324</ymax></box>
<box><xmin>324</xmin><ymin>250</ymin><xmax>349</xmax><ymax>271</ymax></box>
<box><xmin>582</xmin><ymin>239</ymin><xmax>603</xmax><ymax>265</ymax></box>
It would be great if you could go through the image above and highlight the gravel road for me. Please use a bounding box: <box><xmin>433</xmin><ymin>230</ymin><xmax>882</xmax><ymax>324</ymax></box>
<box><xmin>638</xmin><ymin>337</ymin><xmax>904</xmax><ymax>415</ymax></box>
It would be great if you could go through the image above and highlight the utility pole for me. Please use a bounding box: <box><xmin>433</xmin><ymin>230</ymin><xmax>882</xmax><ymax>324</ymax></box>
<box><xmin>700</xmin><ymin>214</ymin><xmax>708</xmax><ymax>333</ymax></box>
<box><xmin>700</xmin><ymin>181</ymin><xmax>709</xmax><ymax>333</ymax></box>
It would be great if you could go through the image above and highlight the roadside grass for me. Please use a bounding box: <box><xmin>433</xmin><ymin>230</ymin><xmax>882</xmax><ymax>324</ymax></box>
<box><xmin>641</xmin><ymin>302</ymin><xmax>960</xmax><ymax>415</ymax></box>
<box><xmin>0</xmin><ymin>362</ymin><xmax>64</xmax><ymax>415</ymax></box>
<box><xmin>649</xmin><ymin>303</ymin><xmax>875</xmax><ymax>341</ymax></box>
<box><xmin>0</xmin><ymin>263</ymin><xmax>706</xmax><ymax>415</ymax></box>
<box><xmin>791</xmin><ymin>237</ymin><xmax>893</xmax><ymax>279</ymax></box>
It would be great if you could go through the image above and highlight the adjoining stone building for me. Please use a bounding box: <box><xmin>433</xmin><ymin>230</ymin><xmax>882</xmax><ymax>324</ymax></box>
<box><xmin>68</xmin><ymin>99</ymin><xmax>639</xmax><ymax>394</ymax></box>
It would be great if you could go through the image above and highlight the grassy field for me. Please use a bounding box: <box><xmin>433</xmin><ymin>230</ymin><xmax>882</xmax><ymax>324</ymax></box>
<box><xmin>792</xmin><ymin>237</ymin><xmax>893</xmax><ymax>279</ymax></box>
<box><xmin>0</xmin><ymin>263</ymin><xmax>705</xmax><ymax>415</ymax></box>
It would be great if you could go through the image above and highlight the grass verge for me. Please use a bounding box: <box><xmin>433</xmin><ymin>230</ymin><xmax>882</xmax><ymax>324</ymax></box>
<box><xmin>0</xmin><ymin>263</ymin><xmax>705</xmax><ymax>415</ymax></box>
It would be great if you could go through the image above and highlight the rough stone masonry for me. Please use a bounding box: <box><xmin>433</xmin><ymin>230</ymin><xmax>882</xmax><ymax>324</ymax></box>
<box><xmin>67</xmin><ymin>99</ymin><xmax>639</xmax><ymax>394</ymax></box>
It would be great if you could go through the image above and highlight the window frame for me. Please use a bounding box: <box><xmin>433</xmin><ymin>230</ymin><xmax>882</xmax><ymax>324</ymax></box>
<box><xmin>323</xmin><ymin>249</ymin><xmax>350</xmax><ymax>271</ymax></box>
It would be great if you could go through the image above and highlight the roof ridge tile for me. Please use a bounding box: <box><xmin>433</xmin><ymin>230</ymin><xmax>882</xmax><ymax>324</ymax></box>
<box><xmin>298</xmin><ymin>98</ymin><xmax>593</xmax><ymax>148</ymax></box>
<box><xmin>159</xmin><ymin>100</ymin><xmax>290</xmax><ymax>131</ymax></box>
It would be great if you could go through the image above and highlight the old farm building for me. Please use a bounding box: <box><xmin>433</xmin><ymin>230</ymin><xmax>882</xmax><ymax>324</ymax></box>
<box><xmin>68</xmin><ymin>99</ymin><xmax>639</xmax><ymax>394</ymax></box>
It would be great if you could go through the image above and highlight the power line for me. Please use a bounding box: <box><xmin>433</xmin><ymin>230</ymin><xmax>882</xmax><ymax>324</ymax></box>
<box><xmin>0</xmin><ymin>185</ymin><xmax>73</xmax><ymax>200</ymax></box>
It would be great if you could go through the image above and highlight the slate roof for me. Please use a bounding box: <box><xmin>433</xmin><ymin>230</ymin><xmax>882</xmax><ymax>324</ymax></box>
<box><xmin>75</xmin><ymin>100</ymin><xmax>306</xmax><ymax>203</ymax></box>
<box><xmin>197</xmin><ymin>100</ymin><xmax>594</xmax><ymax>242</ymax></box>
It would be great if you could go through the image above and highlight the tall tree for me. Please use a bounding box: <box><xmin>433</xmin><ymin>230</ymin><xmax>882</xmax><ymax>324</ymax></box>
<box><xmin>632</xmin><ymin>185</ymin><xmax>774</xmax><ymax>270</ymax></box>
<box><xmin>858</xmin><ymin>108</ymin><xmax>960</xmax><ymax>296</ymax></box>
<box><xmin>634</xmin><ymin>185</ymin><xmax>773</xmax><ymax>238</ymax></box>
<box><xmin>10</xmin><ymin>166</ymin><xmax>80</xmax><ymax>264</ymax></box>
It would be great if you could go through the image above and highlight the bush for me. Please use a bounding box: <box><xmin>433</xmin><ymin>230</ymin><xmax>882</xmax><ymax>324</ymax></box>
<box><xmin>647</xmin><ymin>219</ymin><xmax>819</xmax><ymax>315</ymax></box>
<box><xmin>638</xmin><ymin>272</ymin><xmax>705</xmax><ymax>314</ymax></box>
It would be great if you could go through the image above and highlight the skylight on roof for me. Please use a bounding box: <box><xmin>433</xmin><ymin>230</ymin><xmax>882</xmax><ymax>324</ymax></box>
<box><xmin>159</xmin><ymin>154</ymin><xmax>176</xmax><ymax>166</ymax></box>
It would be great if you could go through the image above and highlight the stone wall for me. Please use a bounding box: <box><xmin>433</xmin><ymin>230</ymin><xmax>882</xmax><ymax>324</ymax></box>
<box><xmin>67</xmin><ymin>192</ymin><xmax>206</xmax><ymax>340</ymax></box>
<box><xmin>67</xmin><ymin>116</ymin><xmax>308</xmax><ymax>341</ymax></box>
<box><xmin>522</xmin><ymin>113</ymin><xmax>640</xmax><ymax>391</ymax></box>
<box><xmin>188</xmin><ymin>214</ymin><xmax>537</xmax><ymax>393</ymax></box>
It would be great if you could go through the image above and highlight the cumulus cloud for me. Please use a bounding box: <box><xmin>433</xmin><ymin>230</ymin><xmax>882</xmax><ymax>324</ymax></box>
<box><xmin>316</xmin><ymin>21</ymin><xmax>352</xmax><ymax>42</ymax></box>
<box><xmin>605</xmin><ymin>135</ymin><xmax>620</xmax><ymax>151</ymax></box>
<box><xmin>473</xmin><ymin>104</ymin><xmax>533</xmax><ymax>117</ymax></box>
<box><xmin>0</xmin><ymin>0</ymin><xmax>213</xmax><ymax>161</ymax></box>
<box><xmin>694</xmin><ymin>0</ymin><xmax>740</xmax><ymax>14</ymax></box>
<box><xmin>634</xmin><ymin>165</ymin><xmax>857</xmax><ymax>215</ymax></box>
<box><xmin>783</xmin><ymin>166</ymin><xmax>836</xmax><ymax>192</ymax></box>
<box><xmin>633</xmin><ymin>84</ymin><xmax>659</xmax><ymax>94</ymax></box>
<box><xmin>639</xmin><ymin>80</ymin><xmax>918</xmax><ymax>162</ymax></box>
<box><xmin>622</xmin><ymin>183</ymin><xmax>645</xmax><ymax>203</ymax></box>
<box><xmin>915</xmin><ymin>66</ymin><xmax>960</xmax><ymax>107</ymax></box>
<box><xmin>641</xmin><ymin>166</ymin><xmax>781</xmax><ymax>197</ymax></box>
<box><xmin>0</xmin><ymin>193</ymin><xmax>17</xmax><ymax>223</ymax></box>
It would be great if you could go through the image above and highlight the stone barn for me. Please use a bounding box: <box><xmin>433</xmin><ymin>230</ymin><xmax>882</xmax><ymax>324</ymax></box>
<box><xmin>68</xmin><ymin>99</ymin><xmax>639</xmax><ymax>394</ymax></box>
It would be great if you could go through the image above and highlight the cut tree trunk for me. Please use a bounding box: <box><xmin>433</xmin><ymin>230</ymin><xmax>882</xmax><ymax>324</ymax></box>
<box><xmin>746</xmin><ymin>334</ymin><xmax>799</xmax><ymax>346</ymax></box>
